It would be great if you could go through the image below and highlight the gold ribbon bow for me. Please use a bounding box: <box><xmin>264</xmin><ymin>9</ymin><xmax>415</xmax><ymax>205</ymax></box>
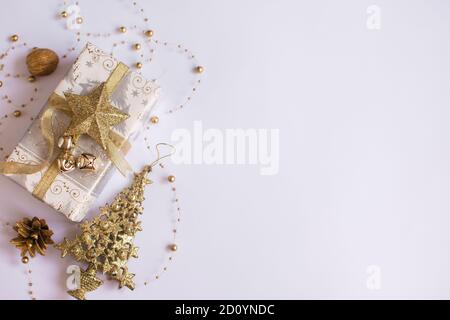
<box><xmin>0</xmin><ymin>63</ymin><xmax>132</xmax><ymax>199</ymax></box>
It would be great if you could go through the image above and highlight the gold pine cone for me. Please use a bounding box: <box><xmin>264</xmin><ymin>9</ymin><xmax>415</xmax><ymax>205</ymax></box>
<box><xmin>26</xmin><ymin>48</ymin><xmax>59</xmax><ymax>76</ymax></box>
<box><xmin>10</xmin><ymin>217</ymin><xmax>54</xmax><ymax>258</ymax></box>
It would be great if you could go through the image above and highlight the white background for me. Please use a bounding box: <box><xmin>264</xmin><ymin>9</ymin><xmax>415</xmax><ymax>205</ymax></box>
<box><xmin>1</xmin><ymin>0</ymin><xmax>450</xmax><ymax>299</ymax></box>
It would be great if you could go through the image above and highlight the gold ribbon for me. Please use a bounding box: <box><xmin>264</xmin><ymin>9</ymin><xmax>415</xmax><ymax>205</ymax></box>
<box><xmin>0</xmin><ymin>63</ymin><xmax>132</xmax><ymax>199</ymax></box>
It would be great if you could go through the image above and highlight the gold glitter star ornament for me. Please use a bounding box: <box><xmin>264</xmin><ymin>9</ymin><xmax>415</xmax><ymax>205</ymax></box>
<box><xmin>64</xmin><ymin>83</ymin><xmax>129</xmax><ymax>150</ymax></box>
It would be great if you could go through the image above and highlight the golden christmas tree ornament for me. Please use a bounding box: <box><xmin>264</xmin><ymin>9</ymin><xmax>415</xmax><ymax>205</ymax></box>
<box><xmin>134</xmin><ymin>43</ymin><xmax>141</xmax><ymax>50</ymax></box>
<box><xmin>13</xmin><ymin>110</ymin><xmax>22</xmax><ymax>117</ymax></box>
<box><xmin>144</xmin><ymin>30</ymin><xmax>154</xmax><ymax>37</ymax></box>
<box><xmin>168</xmin><ymin>175</ymin><xmax>176</xmax><ymax>183</ymax></box>
<box><xmin>10</xmin><ymin>217</ymin><xmax>54</xmax><ymax>259</ymax></box>
<box><xmin>76</xmin><ymin>17</ymin><xmax>83</xmax><ymax>24</ymax></box>
<box><xmin>26</xmin><ymin>48</ymin><xmax>59</xmax><ymax>76</ymax></box>
<box><xmin>61</xmin><ymin>11</ymin><xmax>68</xmax><ymax>18</ymax></box>
<box><xmin>10</xmin><ymin>34</ymin><xmax>19</xmax><ymax>42</ymax></box>
<box><xmin>55</xmin><ymin>166</ymin><xmax>153</xmax><ymax>299</ymax></box>
<box><xmin>136</xmin><ymin>62</ymin><xmax>143</xmax><ymax>69</ymax></box>
<box><xmin>119</xmin><ymin>26</ymin><xmax>127</xmax><ymax>33</ymax></box>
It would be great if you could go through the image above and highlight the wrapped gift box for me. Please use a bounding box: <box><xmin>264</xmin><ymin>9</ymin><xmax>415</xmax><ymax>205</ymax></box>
<box><xmin>6</xmin><ymin>43</ymin><xmax>159</xmax><ymax>222</ymax></box>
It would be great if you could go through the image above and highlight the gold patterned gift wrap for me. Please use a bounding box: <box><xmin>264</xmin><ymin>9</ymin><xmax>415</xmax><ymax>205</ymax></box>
<box><xmin>3</xmin><ymin>43</ymin><xmax>159</xmax><ymax>222</ymax></box>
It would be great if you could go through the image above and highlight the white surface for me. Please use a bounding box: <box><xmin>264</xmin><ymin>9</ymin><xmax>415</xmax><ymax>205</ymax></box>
<box><xmin>1</xmin><ymin>0</ymin><xmax>450</xmax><ymax>299</ymax></box>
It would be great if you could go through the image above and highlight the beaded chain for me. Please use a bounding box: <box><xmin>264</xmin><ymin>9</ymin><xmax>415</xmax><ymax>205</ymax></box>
<box><xmin>0</xmin><ymin>0</ymin><xmax>202</xmax><ymax>299</ymax></box>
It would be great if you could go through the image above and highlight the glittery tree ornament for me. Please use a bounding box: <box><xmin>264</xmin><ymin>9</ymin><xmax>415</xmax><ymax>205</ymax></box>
<box><xmin>55</xmin><ymin>166</ymin><xmax>153</xmax><ymax>300</ymax></box>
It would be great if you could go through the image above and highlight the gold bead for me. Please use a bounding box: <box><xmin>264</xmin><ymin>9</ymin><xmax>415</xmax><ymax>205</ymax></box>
<box><xmin>13</xmin><ymin>110</ymin><xmax>21</xmax><ymax>117</ymax></box>
<box><xmin>144</xmin><ymin>30</ymin><xmax>154</xmax><ymax>37</ymax></box>
<box><xmin>134</xmin><ymin>43</ymin><xmax>141</xmax><ymax>50</ymax></box>
<box><xmin>195</xmin><ymin>66</ymin><xmax>204</xmax><ymax>74</ymax></box>
<box><xmin>150</xmin><ymin>116</ymin><xmax>159</xmax><ymax>124</ymax></box>
<box><xmin>28</xmin><ymin>75</ymin><xmax>36</xmax><ymax>83</ymax></box>
<box><xmin>21</xmin><ymin>256</ymin><xmax>29</xmax><ymax>264</ymax></box>
<box><xmin>168</xmin><ymin>175</ymin><xmax>176</xmax><ymax>183</ymax></box>
<box><xmin>61</xmin><ymin>11</ymin><xmax>68</xmax><ymax>18</ymax></box>
<box><xmin>0</xmin><ymin>80</ymin><xmax>3</xmax><ymax>87</ymax></box>
<box><xmin>119</xmin><ymin>26</ymin><xmax>127</xmax><ymax>33</ymax></box>
<box><xmin>10</xmin><ymin>35</ymin><xmax>19</xmax><ymax>42</ymax></box>
<box><xmin>136</xmin><ymin>62</ymin><xmax>143</xmax><ymax>69</ymax></box>
<box><xmin>169</xmin><ymin>244</ymin><xmax>178</xmax><ymax>252</ymax></box>
<box><xmin>76</xmin><ymin>17</ymin><xmax>83</xmax><ymax>24</ymax></box>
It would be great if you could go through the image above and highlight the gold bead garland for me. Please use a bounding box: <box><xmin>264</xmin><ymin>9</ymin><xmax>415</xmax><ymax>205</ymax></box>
<box><xmin>142</xmin><ymin>163</ymin><xmax>183</xmax><ymax>286</ymax></box>
<box><xmin>59</xmin><ymin>0</ymin><xmax>204</xmax><ymax>116</ymax></box>
<box><xmin>0</xmin><ymin>220</ymin><xmax>37</xmax><ymax>300</ymax></box>
<box><xmin>0</xmin><ymin>39</ymin><xmax>41</xmax><ymax>156</ymax></box>
<box><xmin>26</xmin><ymin>266</ymin><xmax>37</xmax><ymax>300</ymax></box>
<box><xmin>0</xmin><ymin>0</ymin><xmax>200</xmax><ymax>297</ymax></box>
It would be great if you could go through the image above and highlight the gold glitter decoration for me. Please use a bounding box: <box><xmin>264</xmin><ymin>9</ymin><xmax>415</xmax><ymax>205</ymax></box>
<box><xmin>68</xmin><ymin>265</ymin><xmax>103</xmax><ymax>300</ymax></box>
<box><xmin>64</xmin><ymin>83</ymin><xmax>129</xmax><ymax>150</ymax></box>
<box><xmin>55</xmin><ymin>167</ymin><xmax>153</xmax><ymax>299</ymax></box>
<box><xmin>10</xmin><ymin>217</ymin><xmax>54</xmax><ymax>259</ymax></box>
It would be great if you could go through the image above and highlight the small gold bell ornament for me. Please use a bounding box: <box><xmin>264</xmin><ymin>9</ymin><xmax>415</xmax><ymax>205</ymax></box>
<box><xmin>56</xmin><ymin>135</ymin><xmax>97</xmax><ymax>172</ymax></box>
<box><xmin>76</xmin><ymin>153</ymin><xmax>97</xmax><ymax>171</ymax></box>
